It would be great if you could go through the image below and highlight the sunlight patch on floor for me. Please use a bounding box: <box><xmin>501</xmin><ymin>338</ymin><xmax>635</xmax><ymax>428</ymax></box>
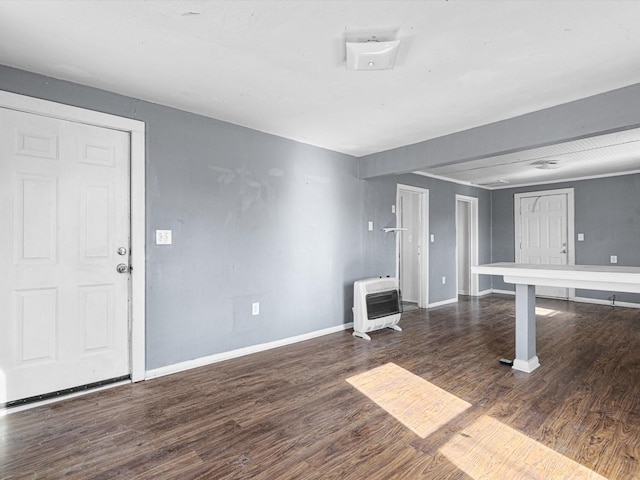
<box><xmin>440</xmin><ymin>415</ymin><xmax>606</xmax><ymax>479</ymax></box>
<box><xmin>346</xmin><ymin>362</ymin><xmax>471</xmax><ymax>438</ymax></box>
<box><xmin>535</xmin><ymin>306</ymin><xmax>559</xmax><ymax>317</ymax></box>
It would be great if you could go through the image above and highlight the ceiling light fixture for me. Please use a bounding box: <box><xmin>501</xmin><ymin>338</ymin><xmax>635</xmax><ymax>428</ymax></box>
<box><xmin>346</xmin><ymin>38</ymin><xmax>400</xmax><ymax>71</ymax></box>
<box><xmin>533</xmin><ymin>160</ymin><xmax>561</xmax><ymax>170</ymax></box>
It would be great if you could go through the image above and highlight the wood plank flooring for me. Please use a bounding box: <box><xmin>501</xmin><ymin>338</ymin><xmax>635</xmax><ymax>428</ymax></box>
<box><xmin>2</xmin><ymin>295</ymin><xmax>640</xmax><ymax>479</ymax></box>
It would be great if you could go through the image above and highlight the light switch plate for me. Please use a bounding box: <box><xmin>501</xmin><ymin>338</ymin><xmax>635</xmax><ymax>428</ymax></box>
<box><xmin>577</xmin><ymin>233</ymin><xmax>584</xmax><ymax>241</ymax></box>
<box><xmin>156</xmin><ymin>229</ymin><xmax>172</xmax><ymax>245</ymax></box>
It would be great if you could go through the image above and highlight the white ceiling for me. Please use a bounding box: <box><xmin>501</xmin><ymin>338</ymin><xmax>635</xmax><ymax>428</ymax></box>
<box><xmin>2</xmin><ymin>1</ymin><xmax>640</xmax><ymax>186</ymax></box>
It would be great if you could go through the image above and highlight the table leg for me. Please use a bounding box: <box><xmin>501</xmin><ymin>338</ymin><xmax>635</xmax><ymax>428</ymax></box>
<box><xmin>512</xmin><ymin>283</ymin><xmax>540</xmax><ymax>373</ymax></box>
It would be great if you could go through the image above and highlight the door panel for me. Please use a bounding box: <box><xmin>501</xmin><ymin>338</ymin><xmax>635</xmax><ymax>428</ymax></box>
<box><xmin>399</xmin><ymin>190</ymin><xmax>420</xmax><ymax>303</ymax></box>
<box><xmin>457</xmin><ymin>201</ymin><xmax>470</xmax><ymax>295</ymax></box>
<box><xmin>519</xmin><ymin>193</ymin><xmax>568</xmax><ymax>298</ymax></box>
<box><xmin>1</xmin><ymin>108</ymin><xmax>131</xmax><ymax>404</ymax></box>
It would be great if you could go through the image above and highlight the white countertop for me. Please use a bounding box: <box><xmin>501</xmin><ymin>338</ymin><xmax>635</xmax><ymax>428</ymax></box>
<box><xmin>472</xmin><ymin>262</ymin><xmax>640</xmax><ymax>294</ymax></box>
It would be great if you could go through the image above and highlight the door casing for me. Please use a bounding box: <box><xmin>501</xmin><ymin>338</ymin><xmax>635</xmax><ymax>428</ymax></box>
<box><xmin>0</xmin><ymin>90</ymin><xmax>146</xmax><ymax>383</ymax></box>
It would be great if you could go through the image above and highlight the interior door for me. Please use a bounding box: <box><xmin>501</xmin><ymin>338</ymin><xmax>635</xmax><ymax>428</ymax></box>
<box><xmin>399</xmin><ymin>189</ymin><xmax>420</xmax><ymax>304</ymax></box>
<box><xmin>517</xmin><ymin>193</ymin><xmax>568</xmax><ymax>298</ymax></box>
<box><xmin>456</xmin><ymin>200</ymin><xmax>470</xmax><ymax>295</ymax></box>
<box><xmin>0</xmin><ymin>107</ymin><xmax>131</xmax><ymax>404</ymax></box>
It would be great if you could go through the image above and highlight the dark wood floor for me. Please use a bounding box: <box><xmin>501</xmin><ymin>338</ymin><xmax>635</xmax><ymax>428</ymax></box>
<box><xmin>2</xmin><ymin>295</ymin><xmax>640</xmax><ymax>479</ymax></box>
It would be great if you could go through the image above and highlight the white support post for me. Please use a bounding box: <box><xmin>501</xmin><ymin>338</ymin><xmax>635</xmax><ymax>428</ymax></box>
<box><xmin>512</xmin><ymin>283</ymin><xmax>540</xmax><ymax>373</ymax></box>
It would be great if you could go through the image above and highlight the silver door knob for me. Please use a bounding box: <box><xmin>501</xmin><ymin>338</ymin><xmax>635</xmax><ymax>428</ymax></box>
<box><xmin>117</xmin><ymin>247</ymin><xmax>127</xmax><ymax>255</ymax></box>
<box><xmin>116</xmin><ymin>263</ymin><xmax>129</xmax><ymax>273</ymax></box>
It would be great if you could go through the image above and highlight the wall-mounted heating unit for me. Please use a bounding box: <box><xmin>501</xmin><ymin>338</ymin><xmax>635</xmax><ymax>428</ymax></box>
<box><xmin>352</xmin><ymin>277</ymin><xmax>402</xmax><ymax>340</ymax></box>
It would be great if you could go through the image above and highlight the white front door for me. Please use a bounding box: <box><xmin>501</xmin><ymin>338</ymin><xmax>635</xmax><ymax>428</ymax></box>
<box><xmin>0</xmin><ymin>107</ymin><xmax>131</xmax><ymax>404</ymax></box>
<box><xmin>516</xmin><ymin>191</ymin><xmax>570</xmax><ymax>298</ymax></box>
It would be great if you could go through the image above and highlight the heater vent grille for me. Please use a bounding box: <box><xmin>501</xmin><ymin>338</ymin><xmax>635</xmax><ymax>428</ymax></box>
<box><xmin>366</xmin><ymin>290</ymin><xmax>401</xmax><ymax>320</ymax></box>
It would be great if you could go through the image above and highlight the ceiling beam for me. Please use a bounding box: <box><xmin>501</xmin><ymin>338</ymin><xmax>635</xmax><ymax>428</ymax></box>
<box><xmin>358</xmin><ymin>83</ymin><xmax>640</xmax><ymax>179</ymax></box>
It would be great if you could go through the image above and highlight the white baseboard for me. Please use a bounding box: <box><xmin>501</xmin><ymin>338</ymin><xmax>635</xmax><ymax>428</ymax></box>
<box><xmin>145</xmin><ymin>322</ymin><xmax>354</xmax><ymax>380</ymax></box>
<box><xmin>485</xmin><ymin>289</ymin><xmax>639</xmax><ymax>308</ymax></box>
<box><xmin>476</xmin><ymin>289</ymin><xmax>493</xmax><ymax>297</ymax></box>
<box><xmin>491</xmin><ymin>289</ymin><xmax>516</xmax><ymax>296</ymax></box>
<box><xmin>574</xmin><ymin>296</ymin><xmax>640</xmax><ymax>309</ymax></box>
<box><xmin>428</xmin><ymin>297</ymin><xmax>458</xmax><ymax>308</ymax></box>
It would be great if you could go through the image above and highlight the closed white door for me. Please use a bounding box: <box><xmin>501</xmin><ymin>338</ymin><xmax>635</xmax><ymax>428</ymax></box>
<box><xmin>517</xmin><ymin>193</ymin><xmax>568</xmax><ymax>298</ymax></box>
<box><xmin>0</xmin><ymin>107</ymin><xmax>131</xmax><ymax>404</ymax></box>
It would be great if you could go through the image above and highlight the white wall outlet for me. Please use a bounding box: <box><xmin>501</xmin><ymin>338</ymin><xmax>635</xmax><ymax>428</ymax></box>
<box><xmin>368</xmin><ymin>221</ymin><xmax>373</xmax><ymax>231</ymax></box>
<box><xmin>430</xmin><ymin>234</ymin><xmax>435</xmax><ymax>243</ymax></box>
<box><xmin>610</xmin><ymin>255</ymin><xmax>618</xmax><ymax>264</ymax></box>
<box><xmin>391</xmin><ymin>205</ymin><xmax>396</xmax><ymax>214</ymax></box>
<box><xmin>155</xmin><ymin>229</ymin><xmax>172</xmax><ymax>245</ymax></box>
<box><xmin>577</xmin><ymin>233</ymin><xmax>585</xmax><ymax>241</ymax></box>
<box><xmin>252</xmin><ymin>302</ymin><xmax>260</xmax><ymax>316</ymax></box>
<box><xmin>442</xmin><ymin>276</ymin><xmax>446</xmax><ymax>284</ymax></box>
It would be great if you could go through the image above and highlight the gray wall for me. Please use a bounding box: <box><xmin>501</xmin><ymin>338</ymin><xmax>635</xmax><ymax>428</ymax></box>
<box><xmin>362</xmin><ymin>174</ymin><xmax>492</xmax><ymax>304</ymax></box>
<box><xmin>0</xmin><ymin>66</ymin><xmax>365</xmax><ymax>370</ymax></box>
<box><xmin>491</xmin><ymin>174</ymin><xmax>640</xmax><ymax>303</ymax></box>
<box><xmin>2</xmin><ymin>64</ymin><xmax>637</xmax><ymax>373</ymax></box>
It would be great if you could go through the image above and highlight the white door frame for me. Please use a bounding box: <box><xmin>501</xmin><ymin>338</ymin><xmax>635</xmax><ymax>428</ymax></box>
<box><xmin>514</xmin><ymin>187</ymin><xmax>575</xmax><ymax>300</ymax></box>
<box><xmin>0</xmin><ymin>91</ymin><xmax>146</xmax><ymax>382</ymax></box>
<box><xmin>396</xmin><ymin>184</ymin><xmax>429</xmax><ymax>308</ymax></box>
<box><xmin>455</xmin><ymin>194</ymin><xmax>479</xmax><ymax>296</ymax></box>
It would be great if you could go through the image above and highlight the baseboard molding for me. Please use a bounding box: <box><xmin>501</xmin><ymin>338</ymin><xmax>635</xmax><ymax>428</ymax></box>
<box><xmin>574</xmin><ymin>297</ymin><xmax>640</xmax><ymax>309</ymax></box>
<box><xmin>428</xmin><ymin>297</ymin><xmax>458</xmax><ymax>308</ymax></box>
<box><xmin>145</xmin><ymin>322</ymin><xmax>354</xmax><ymax>380</ymax></box>
<box><xmin>491</xmin><ymin>289</ymin><xmax>516</xmax><ymax>296</ymax></box>
<box><xmin>477</xmin><ymin>289</ymin><xmax>493</xmax><ymax>297</ymax></box>
<box><xmin>485</xmin><ymin>289</ymin><xmax>639</xmax><ymax>308</ymax></box>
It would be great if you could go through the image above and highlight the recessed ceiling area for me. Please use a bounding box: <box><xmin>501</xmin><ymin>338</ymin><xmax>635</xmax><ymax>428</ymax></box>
<box><xmin>1</xmin><ymin>1</ymin><xmax>640</xmax><ymax>186</ymax></box>
<box><xmin>419</xmin><ymin>128</ymin><xmax>640</xmax><ymax>189</ymax></box>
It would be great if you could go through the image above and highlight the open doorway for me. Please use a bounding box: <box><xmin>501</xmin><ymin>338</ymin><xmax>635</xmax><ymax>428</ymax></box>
<box><xmin>455</xmin><ymin>195</ymin><xmax>479</xmax><ymax>297</ymax></box>
<box><xmin>396</xmin><ymin>185</ymin><xmax>429</xmax><ymax>309</ymax></box>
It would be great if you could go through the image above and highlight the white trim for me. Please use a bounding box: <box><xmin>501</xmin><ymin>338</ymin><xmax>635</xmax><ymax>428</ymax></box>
<box><xmin>514</xmin><ymin>188</ymin><xmax>575</xmax><ymax>301</ymax></box>
<box><xmin>492</xmin><ymin>289</ymin><xmax>516</xmax><ymax>296</ymax></box>
<box><xmin>487</xmin><ymin>290</ymin><xmax>639</xmax><ymax>308</ymax></box>
<box><xmin>512</xmin><ymin>356</ymin><xmax>540</xmax><ymax>373</ymax></box>
<box><xmin>428</xmin><ymin>297</ymin><xmax>458</xmax><ymax>308</ymax></box>
<box><xmin>0</xmin><ymin>91</ymin><xmax>146</xmax><ymax>383</ymax></box>
<box><xmin>414</xmin><ymin>168</ymin><xmax>640</xmax><ymax>191</ymax></box>
<box><xmin>146</xmin><ymin>323</ymin><xmax>353</xmax><ymax>380</ymax></box>
<box><xmin>488</xmin><ymin>169</ymin><xmax>640</xmax><ymax>190</ymax></box>
<box><xmin>396</xmin><ymin>184</ymin><xmax>429</xmax><ymax>308</ymax></box>
<box><xmin>477</xmin><ymin>289</ymin><xmax>494</xmax><ymax>297</ymax></box>
<box><xmin>455</xmin><ymin>194</ymin><xmax>479</xmax><ymax>297</ymax></box>
<box><xmin>574</xmin><ymin>296</ymin><xmax>640</xmax><ymax>309</ymax></box>
<box><xmin>412</xmin><ymin>170</ymin><xmax>483</xmax><ymax>188</ymax></box>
